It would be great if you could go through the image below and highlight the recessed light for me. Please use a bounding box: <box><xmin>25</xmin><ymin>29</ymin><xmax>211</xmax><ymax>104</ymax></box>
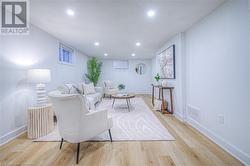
<box><xmin>104</xmin><ymin>53</ymin><xmax>108</xmax><ymax>56</ymax></box>
<box><xmin>136</xmin><ymin>42</ymin><xmax>141</xmax><ymax>46</ymax></box>
<box><xmin>94</xmin><ymin>42</ymin><xmax>99</xmax><ymax>46</ymax></box>
<box><xmin>66</xmin><ymin>9</ymin><xmax>75</xmax><ymax>16</ymax></box>
<box><xmin>147</xmin><ymin>10</ymin><xmax>155</xmax><ymax>17</ymax></box>
<box><xmin>131</xmin><ymin>53</ymin><xmax>136</xmax><ymax>57</ymax></box>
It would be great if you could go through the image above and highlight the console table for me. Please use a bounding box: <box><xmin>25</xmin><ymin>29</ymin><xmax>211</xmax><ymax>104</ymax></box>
<box><xmin>151</xmin><ymin>84</ymin><xmax>174</xmax><ymax>114</ymax></box>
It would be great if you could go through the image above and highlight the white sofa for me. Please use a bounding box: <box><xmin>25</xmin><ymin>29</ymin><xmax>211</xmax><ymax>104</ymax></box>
<box><xmin>48</xmin><ymin>90</ymin><xmax>113</xmax><ymax>164</ymax></box>
<box><xmin>57</xmin><ymin>83</ymin><xmax>103</xmax><ymax>110</ymax></box>
<box><xmin>84</xmin><ymin>86</ymin><xmax>103</xmax><ymax>109</ymax></box>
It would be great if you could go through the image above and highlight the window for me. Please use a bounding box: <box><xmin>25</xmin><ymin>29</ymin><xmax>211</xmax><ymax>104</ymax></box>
<box><xmin>59</xmin><ymin>43</ymin><xmax>74</xmax><ymax>65</ymax></box>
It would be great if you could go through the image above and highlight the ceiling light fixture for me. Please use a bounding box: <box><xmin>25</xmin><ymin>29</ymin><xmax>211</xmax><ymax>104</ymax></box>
<box><xmin>104</xmin><ymin>53</ymin><xmax>108</xmax><ymax>56</ymax></box>
<box><xmin>136</xmin><ymin>42</ymin><xmax>141</xmax><ymax>46</ymax></box>
<box><xmin>147</xmin><ymin>10</ymin><xmax>155</xmax><ymax>17</ymax></box>
<box><xmin>66</xmin><ymin>9</ymin><xmax>75</xmax><ymax>16</ymax></box>
<box><xmin>94</xmin><ymin>42</ymin><xmax>99</xmax><ymax>46</ymax></box>
<box><xmin>131</xmin><ymin>53</ymin><xmax>136</xmax><ymax>57</ymax></box>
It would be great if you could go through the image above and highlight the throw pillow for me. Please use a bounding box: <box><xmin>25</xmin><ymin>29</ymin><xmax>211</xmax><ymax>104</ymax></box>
<box><xmin>78</xmin><ymin>82</ymin><xmax>85</xmax><ymax>94</ymax></box>
<box><xmin>65</xmin><ymin>84</ymin><xmax>77</xmax><ymax>94</ymax></box>
<box><xmin>105</xmin><ymin>80</ymin><xmax>114</xmax><ymax>89</ymax></box>
<box><xmin>57</xmin><ymin>84</ymin><xmax>77</xmax><ymax>94</ymax></box>
<box><xmin>57</xmin><ymin>85</ymin><xmax>69</xmax><ymax>94</ymax></box>
<box><xmin>83</xmin><ymin>83</ymin><xmax>96</xmax><ymax>94</ymax></box>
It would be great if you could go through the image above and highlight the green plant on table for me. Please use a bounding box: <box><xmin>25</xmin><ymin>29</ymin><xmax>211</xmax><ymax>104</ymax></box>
<box><xmin>154</xmin><ymin>73</ymin><xmax>161</xmax><ymax>82</ymax></box>
<box><xmin>118</xmin><ymin>84</ymin><xmax>125</xmax><ymax>90</ymax></box>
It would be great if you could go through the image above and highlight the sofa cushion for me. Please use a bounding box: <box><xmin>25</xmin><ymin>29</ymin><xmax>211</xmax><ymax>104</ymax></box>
<box><xmin>78</xmin><ymin>82</ymin><xmax>85</xmax><ymax>94</ymax></box>
<box><xmin>86</xmin><ymin>93</ymin><xmax>102</xmax><ymax>103</ymax></box>
<box><xmin>83</xmin><ymin>83</ymin><xmax>96</xmax><ymax>94</ymax></box>
<box><xmin>104</xmin><ymin>80</ymin><xmax>114</xmax><ymax>89</ymax></box>
<box><xmin>57</xmin><ymin>84</ymin><xmax>77</xmax><ymax>94</ymax></box>
<box><xmin>85</xmin><ymin>92</ymin><xmax>102</xmax><ymax>110</ymax></box>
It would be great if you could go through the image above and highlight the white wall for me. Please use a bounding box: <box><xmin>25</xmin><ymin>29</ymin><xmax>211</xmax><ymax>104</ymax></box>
<box><xmin>151</xmin><ymin>33</ymin><xmax>186</xmax><ymax>120</ymax></box>
<box><xmin>99</xmin><ymin>59</ymin><xmax>152</xmax><ymax>94</ymax></box>
<box><xmin>0</xmin><ymin>25</ymin><xmax>88</xmax><ymax>145</ymax></box>
<box><xmin>185</xmin><ymin>0</ymin><xmax>250</xmax><ymax>164</ymax></box>
<box><xmin>152</xmin><ymin>0</ymin><xmax>250</xmax><ymax>164</ymax></box>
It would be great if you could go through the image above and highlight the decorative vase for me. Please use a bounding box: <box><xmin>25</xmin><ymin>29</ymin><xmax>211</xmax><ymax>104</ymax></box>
<box><xmin>162</xmin><ymin>80</ymin><xmax>168</xmax><ymax>87</ymax></box>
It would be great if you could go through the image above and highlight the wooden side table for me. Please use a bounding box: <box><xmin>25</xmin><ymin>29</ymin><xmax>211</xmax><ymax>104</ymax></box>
<box><xmin>151</xmin><ymin>84</ymin><xmax>175</xmax><ymax>114</ymax></box>
<box><xmin>27</xmin><ymin>104</ymin><xmax>54</xmax><ymax>139</ymax></box>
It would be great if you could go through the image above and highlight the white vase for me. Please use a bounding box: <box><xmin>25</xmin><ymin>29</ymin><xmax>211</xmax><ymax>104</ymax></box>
<box><xmin>162</xmin><ymin>80</ymin><xmax>168</xmax><ymax>87</ymax></box>
<box><xmin>155</xmin><ymin>81</ymin><xmax>160</xmax><ymax>86</ymax></box>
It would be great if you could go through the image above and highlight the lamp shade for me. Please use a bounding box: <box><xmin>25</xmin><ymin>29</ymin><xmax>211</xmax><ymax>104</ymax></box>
<box><xmin>27</xmin><ymin>69</ymin><xmax>51</xmax><ymax>83</ymax></box>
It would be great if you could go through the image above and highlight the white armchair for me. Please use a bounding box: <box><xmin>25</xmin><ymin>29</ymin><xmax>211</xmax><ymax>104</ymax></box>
<box><xmin>48</xmin><ymin>90</ymin><xmax>113</xmax><ymax>164</ymax></box>
<box><xmin>103</xmin><ymin>80</ymin><xmax>119</xmax><ymax>99</ymax></box>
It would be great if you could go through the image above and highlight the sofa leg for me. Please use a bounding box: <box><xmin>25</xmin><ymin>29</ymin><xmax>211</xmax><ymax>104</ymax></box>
<box><xmin>108</xmin><ymin>129</ymin><xmax>113</xmax><ymax>142</ymax></box>
<box><xmin>60</xmin><ymin>138</ymin><xmax>63</xmax><ymax>149</ymax></box>
<box><xmin>76</xmin><ymin>143</ymin><xmax>80</xmax><ymax>164</ymax></box>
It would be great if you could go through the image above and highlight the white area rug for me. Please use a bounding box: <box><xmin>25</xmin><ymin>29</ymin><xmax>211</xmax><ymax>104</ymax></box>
<box><xmin>35</xmin><ymin>97</ymin><xmax>174</xmax><ymax>141</ymax></box>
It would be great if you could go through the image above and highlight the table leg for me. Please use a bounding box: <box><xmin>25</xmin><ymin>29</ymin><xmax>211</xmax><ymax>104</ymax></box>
<box><xmin>128</xmin><ymin>99</ymin><xmax>131</xmax><ymax>105</ymax></box>
<box><xmin>169</xmin><ymin>89</ymin><xmax>174</xmax><ymax>114</ymax></box>
<box><xmin>161</xmin><ymin>88</ymin><xmax>165</xmax><ymax>113</ymax></box>
<box><xmin>112</xmin><ymin>98</ymin><xmax>115</xmax><ymax>108</ymax></box>
<box><xmin>152</xmin><ymin>86</ymin><xmax>155</xmax><ymax>106</ymax></box>
<box><xmin>126</xmin><ymin>99</ymin><xmax>130</xmax><ymax>112</ymax></box>
<box><xmin>159</xmin><ymin>88</ymin><xmax>161</xmax><ymax>100</ymax></box>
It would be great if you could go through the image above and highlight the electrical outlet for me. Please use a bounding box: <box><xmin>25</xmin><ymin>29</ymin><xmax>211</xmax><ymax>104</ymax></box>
<box><xmin>218</xmin><ymin>115</ymin><xmax>224</xmax><ymax>124</ymax></box>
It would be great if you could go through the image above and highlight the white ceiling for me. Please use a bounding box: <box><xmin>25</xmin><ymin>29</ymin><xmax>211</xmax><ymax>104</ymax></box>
<box><xmin>30</xmin><ymin>0</ymin><xmax>224</xmax><ymax>59</ymax></box>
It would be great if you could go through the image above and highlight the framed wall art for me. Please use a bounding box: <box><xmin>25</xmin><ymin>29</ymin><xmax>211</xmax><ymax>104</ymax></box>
<box><xmin>158</xmin><ymin>44</ymin><xmax>175</xmax><ymax>79</ymax></box>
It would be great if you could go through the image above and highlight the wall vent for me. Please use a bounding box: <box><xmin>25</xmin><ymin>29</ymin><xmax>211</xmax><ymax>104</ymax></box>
<box><xmin>113</xmin><ymin>60</ymin><xmax>129</xmax><ymax>69</ymax></box>
<box><xmin>188</xmin><ymin>105</ymin><xmax>201</xmax><ymax>122</ymax></box>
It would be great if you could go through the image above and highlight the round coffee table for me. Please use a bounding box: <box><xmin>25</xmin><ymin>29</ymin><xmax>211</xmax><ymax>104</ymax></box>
<box><xmin>111</xmin><ymin>93</ymin><xmax>135</xmax><ymax>111</ymax></box>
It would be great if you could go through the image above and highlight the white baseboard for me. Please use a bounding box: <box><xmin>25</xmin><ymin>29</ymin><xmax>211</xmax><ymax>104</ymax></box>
<box><xmin>187</xmin><ymin>117</ymin><xmax>250</xmax><ymax>166</ymax></box>
<box><xmin>0</xmin><ymin>125</ymin><xmax>27</xmax><ymax>146</ymax></box>
<box><xmin>174</xmin><ymin>111</ymin><xmax>184</xmax><ymax>122</ymax></box>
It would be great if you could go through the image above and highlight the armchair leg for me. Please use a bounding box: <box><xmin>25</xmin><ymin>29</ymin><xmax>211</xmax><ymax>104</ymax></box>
<box><xmin>76</xmin><ymin>143</ymin><xmax>80</xmax><ymax>164</ymax></box>
<box><xmin>60</xmin><ymin>138</ymin><xmax>63</xmax><ymax>149</ymax></box>
<box><xmin>108</xmin><ymin>129</ymin><xmax>113</xmax><ymax>142</ymax></box>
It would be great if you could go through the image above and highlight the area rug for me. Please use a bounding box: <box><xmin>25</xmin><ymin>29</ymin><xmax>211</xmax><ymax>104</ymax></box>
<box><xmin>34</xmin><ymin>97</ymin><xmax>174</xmax><ymax>141</ymax></box>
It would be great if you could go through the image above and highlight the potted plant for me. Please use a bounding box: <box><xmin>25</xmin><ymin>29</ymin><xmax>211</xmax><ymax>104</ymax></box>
<box><xmin>85</xmin><ymin>57</ymin><xmax>102</xmax><ymax>86</ymax></box>
<box><xmin>154</xmin><ymin>73</ymin><xmax>161</xmax><ymax>85</ymax></box>
<box><xmin>118</xmin><ymin>84</ymin><xmax>125</xmax><ymax>91</ymax></box>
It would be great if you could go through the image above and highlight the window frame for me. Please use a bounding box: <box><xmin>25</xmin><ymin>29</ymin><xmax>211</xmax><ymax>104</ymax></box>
<box><xmin>58</xmin><ymin>43</ymin><xmax>75</xmax><ymax>66</ymax></box>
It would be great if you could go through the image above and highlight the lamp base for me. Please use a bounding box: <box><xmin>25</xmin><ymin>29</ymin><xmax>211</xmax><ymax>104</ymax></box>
<box><xmin>36</xmin><ymin>83</ymin><xmax>48</xmax><ymax>106</ymax></box>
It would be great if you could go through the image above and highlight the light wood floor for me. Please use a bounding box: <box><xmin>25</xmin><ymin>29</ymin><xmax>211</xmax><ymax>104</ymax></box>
<box><xmin>0</xmin><ymin>95</ymin><xmax>243</xmax><ymax>166</ymax></box>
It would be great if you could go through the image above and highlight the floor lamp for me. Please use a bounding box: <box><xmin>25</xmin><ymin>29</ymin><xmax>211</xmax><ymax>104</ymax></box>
<box><xmin>27</xmin><ymin>69</ymin><xmax>51</xmax><ymax>106</ymax></box>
